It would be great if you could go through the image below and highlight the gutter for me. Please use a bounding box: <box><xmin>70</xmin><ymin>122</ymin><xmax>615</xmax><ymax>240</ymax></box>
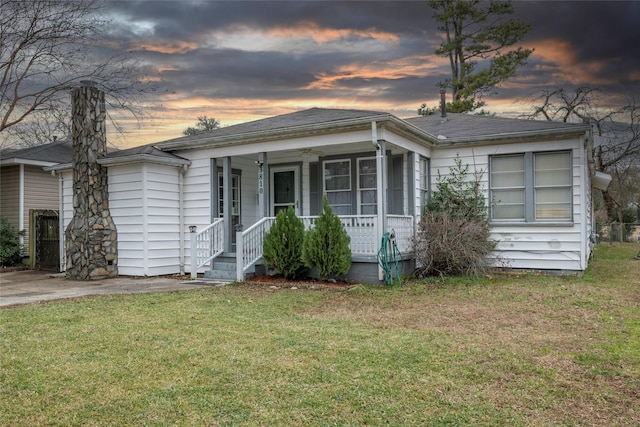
<box><xmin>429</xmin><ymin>125</ymin><xmax>592</xmax><ymax>146</ymax></box>
<box><xmin>1</xmin><ymin>158</ymin><xmax>61</xmax><ymax>167</ymax></box>
<box><xmin>97</xmin><ymin>154</ymin><xmax>191</xmax><ymax>168</ymax></box>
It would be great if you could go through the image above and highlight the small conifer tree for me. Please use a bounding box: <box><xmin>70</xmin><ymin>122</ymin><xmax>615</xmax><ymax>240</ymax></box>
<box><xmin>262</xmin><ymin>205</ymin><xmax>306</xmax><ymax>279</ymax></box>
<box><xmin>302</xmin><ymin>195</ymin><xmax>352</xmax><ymax>279</ymax></box>
<box><xmin>0</xmin><ymin>217</ymin><xmax>24</xmax><ymax>267</ymax></box>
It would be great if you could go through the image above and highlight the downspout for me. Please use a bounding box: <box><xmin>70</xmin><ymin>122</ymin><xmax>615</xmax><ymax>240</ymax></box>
<box><xmin>372</xmin><ymin>122</ymin><xmax>386</xmax><ymax>281</ymax></box>
<box><xmin>58</xmin><ymin>172</ymin><xmax>65</xmax><ymax>272</ymax></box>
<box><xmin>18</xmin><ymin>164</ymin><xmax>24</xmax><ymax>247</ymax></box>
<box><xmin>178</xmin><ymin>164</ymin><xmax>186</xmax><ymax>275</ymax></box>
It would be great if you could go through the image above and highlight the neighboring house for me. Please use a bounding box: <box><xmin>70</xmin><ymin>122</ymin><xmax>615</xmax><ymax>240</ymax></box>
<box><xmin>0</xmin><ymin>140</ymin><xmax>72</xmax><ymax>269</ymax></box>
<box><xmin>49</xmin><ymin>108</ymin><xmax>601</xmax><ymax>282</ymax></box>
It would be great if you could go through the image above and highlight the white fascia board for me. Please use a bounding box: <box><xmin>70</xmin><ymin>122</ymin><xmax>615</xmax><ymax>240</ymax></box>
<box><xmin>0</xmin><ymin>158</ymin><xmax>59</xmax><ymax>167</ymax></box>
<box><xmin>97</xmin><ymin>154</ymin><xmax>191</xmax><ymax>168</ymax></box>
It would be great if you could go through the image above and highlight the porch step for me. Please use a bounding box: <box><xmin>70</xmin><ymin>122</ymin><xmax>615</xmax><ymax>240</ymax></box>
<box><xmin>204</xmin><ymin>254</ymin><xmax>255</xmax><ymax>281</ymax></box>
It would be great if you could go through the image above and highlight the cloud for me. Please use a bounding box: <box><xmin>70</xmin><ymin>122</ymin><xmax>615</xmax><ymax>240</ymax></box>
<box><xmin>96</xmin><ymin>0</ymin><xmax>639</xmax><ymax>147</ymax></box>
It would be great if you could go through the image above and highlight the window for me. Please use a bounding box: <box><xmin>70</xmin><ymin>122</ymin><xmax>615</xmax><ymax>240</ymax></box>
<box><xmin>323</xmin><ymin>159</ymin><xmax>351</xmax><ymax>215</ymax></box>
<box><xmin>418</xmin><ymin>156</ymin><xmax>429</xmax><ymax>211</ymax></box>
<box><xmin>534</xmin><ymin>152</ymin><xmax>572</xmax><ymax>220</ymax></box>
<box><xmin>358</xmin><ymin>158</ymin><xmax>377</xmax><ymax>214</ymax></box>
<box><xmin>490</xmin><ymin>151</ymin><xmax>572</xmax><ymax>222</ymax></box>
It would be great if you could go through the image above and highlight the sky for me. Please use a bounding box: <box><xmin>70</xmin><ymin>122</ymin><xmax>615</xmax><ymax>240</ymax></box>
<box><xmin>99</xmin><ymin>0</ymin><xmax>640</xmax><ymax>148</ymax></box>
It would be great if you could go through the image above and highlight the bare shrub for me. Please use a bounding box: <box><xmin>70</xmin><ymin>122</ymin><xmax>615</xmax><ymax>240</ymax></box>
<box><xmin>412</xmin><ymin>156</ymin><xmax>497</xmax><ymax>277</ymax></box>
<box><xmin>413</xmin><ymin>212</ymin><xmax>496</xmax><ymax>277</ymax></box>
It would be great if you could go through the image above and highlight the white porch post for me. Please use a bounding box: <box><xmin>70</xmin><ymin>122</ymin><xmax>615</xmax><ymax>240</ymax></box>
<box><xmin>257</xmin><ymin>152</ymin><xmax>268</xmax><ymax>218</ymax></box>
<box><xmin>372</xmin><ymin>122</ymin><xmax>387</xmax><ymax>281</ymax></box>
<box><xmin>190</xmin><ymin>230</ymin><xmax>198</xmax><ymax>279</ymax></box>
<box><xmin>236</xmin><ymin>230</ymin><xmax>244</xmax><ymax>281</ymax></box>
<box><xmin>222</xmin><ymin>156</ymin><xmax>232</xmax><ymax>253</ymax></box>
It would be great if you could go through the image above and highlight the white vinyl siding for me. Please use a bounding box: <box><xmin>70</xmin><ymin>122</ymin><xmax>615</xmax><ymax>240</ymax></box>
<box><xmin>432</xmin><ymin>141</ymin><xmax>585</xmax><ymax>271</ymax></box>
<box><xmin>104</xmin><ymin>163</ymin><xmax>182</xmax><ymax>276</ymax></box>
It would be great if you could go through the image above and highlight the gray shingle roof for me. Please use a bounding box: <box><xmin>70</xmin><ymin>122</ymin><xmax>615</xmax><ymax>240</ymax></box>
<box><xmin>404</xmin><ymin>113</ymin><xmax>589</xmax><ymax>140</ymax></box>
<box><xmin>0</xmin><ymin>140</ymin><xmax>72</xmax><ymax>164</ymax></box>
<box><xmin>160</xmin><ymin>107</ymin><xmax>389</xmax><ymax>144</ymax></box>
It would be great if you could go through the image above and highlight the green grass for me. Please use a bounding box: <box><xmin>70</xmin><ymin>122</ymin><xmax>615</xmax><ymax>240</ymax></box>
<box><xmin>1</xmin><ymin>243</ymin><xmax>639</xmax><ymax>426</ymax></box>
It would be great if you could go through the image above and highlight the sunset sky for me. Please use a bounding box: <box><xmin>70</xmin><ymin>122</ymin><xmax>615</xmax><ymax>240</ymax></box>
<box><xmin>99</xmin><ymin>0</ymin><xmax>640</xmax><ymax>148</ymax></box>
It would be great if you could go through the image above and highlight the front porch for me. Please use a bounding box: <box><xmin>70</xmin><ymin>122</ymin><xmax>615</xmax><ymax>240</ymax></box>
<box><xmin>190</xmin><ymin>214</ymin><xmax>415</xmax><ymax>283</ymax></box>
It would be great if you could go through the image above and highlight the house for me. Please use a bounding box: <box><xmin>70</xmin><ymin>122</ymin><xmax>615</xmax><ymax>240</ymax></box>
<box><xmin>49</xmin><ymin>108</ymin><xmax>599</xmax><ymax>282</ymax></box>
<box><xmin>0</xmin><ymin>140</ymin><xmax>72</xmax><ymax>269</ymax></box>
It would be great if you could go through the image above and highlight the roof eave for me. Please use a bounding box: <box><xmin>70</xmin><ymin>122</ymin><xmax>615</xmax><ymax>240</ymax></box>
<box><xmin>0</xmin><ymin>158</ymin><xmax>61</xmax><ymax>167</ymax></box>
<box><xmin>98</xmin><ymin>154</ymin><xmax>191</xmax><ymax>168</ymax></box>
<box><xmin>155</xmin><ymin>113</ymin><xmax>396</xmax><ymax>151</ymax></box>
<box><xmin>432</xmin><ymin>125</ymin><xmax>591</xmax><ymax>147</ymax></box>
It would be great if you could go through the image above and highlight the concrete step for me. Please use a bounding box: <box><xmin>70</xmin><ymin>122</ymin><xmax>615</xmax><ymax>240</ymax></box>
<box><xmin>206</xmin><ymin>253</ymin><xmax>257</xmax><ymax>281</ymax></box>
<box><xmin>204</xmin><ymin>268</ymin><xmax>236</xmax><ymax>281</ymax></box>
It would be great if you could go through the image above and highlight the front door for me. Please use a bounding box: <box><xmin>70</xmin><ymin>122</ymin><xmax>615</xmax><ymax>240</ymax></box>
<box><xmin>271</xmin><ymin>166</ymin><xmax>300</xmax><ymax>215</ymax></box>
<box><xmin>218</xmin><ymin>171</ymin><xmax>241</xmax><ymax>245</ymax></box>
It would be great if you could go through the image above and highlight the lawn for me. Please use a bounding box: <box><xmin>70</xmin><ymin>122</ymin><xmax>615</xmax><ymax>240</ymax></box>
<box><xmin>1</xmin><ymin>244</ymin><xmax>639</xmax><ymax>426</ymax></box>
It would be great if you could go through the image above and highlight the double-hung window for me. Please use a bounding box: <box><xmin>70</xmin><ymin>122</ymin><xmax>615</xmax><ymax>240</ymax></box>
<box><xmin>357</xmin><ymin>158</ymin><xmax>377</xmax><ymax>214</ymax></box>
<box><xmin>490</xmin><ymin>151</ymin><xmax>572</xmax><ymax>222</ymax></box>
<box><xmin>324</xmin><ymin>159</ymin><xmax>351</xmax><ymax>215</ymax></box>
<box><xmin>418</xmin><ymin>156</ymin><xmax>430</xmax><ymax>212</ymax></box>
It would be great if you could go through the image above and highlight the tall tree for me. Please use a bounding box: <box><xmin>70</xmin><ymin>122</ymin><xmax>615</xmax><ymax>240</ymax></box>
<box><xmin>0</xmin><ymin>0</ymin><xmax>152</xmax><ymax>148</ymax></box>
<box><xmin>523</xmin><ymin>87</ymin><xmax>640</xmax><ymax>222</ymax></box>
<box><xmin>427</xmin><ymin>0</ymin><xmax>533</xmax><ymax>113</ymax></box>
<box><xmin>183</xmin><ymin>116</ymin><xmax>221</xmax><ymax>136</ymax></box>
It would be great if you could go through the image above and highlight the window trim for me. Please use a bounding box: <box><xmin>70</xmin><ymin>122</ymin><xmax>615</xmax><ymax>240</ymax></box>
<box><xmin>489</xmin><ymin>150</ymin><xmax>573</xmax><ymax>225</ymax></box>
<box><xmin>418</xmin><ymin>156</ymin><xmax>430</xmax><ymax>213</ymax></box>
<box><xmin>323</xmin><ymin>158</ymin><xmax>352</xmax><ymax>215</ymax></box>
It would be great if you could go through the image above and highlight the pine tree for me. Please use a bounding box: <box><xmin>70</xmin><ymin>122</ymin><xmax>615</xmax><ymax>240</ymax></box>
<box><xmin>302</xmin><ymin>195</ymin><xmax>352</xmax><ymax>279</ymax></box>
<box><xmin>262</xmin><ymin>205</ymin><xmax>306</xmax><ymax>279</ymax></box>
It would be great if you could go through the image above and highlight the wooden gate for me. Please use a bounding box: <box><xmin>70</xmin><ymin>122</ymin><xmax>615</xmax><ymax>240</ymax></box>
<box><xmin>33</xmin><ymin>211</ymin><xmax>59</xmax><ymax>270</ymax></box>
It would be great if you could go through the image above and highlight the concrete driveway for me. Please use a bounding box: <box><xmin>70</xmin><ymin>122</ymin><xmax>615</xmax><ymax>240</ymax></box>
<box><xmin>0</xmin><ymin>269</ymin><xmax>220</xmax><ymax>308</ymax></box>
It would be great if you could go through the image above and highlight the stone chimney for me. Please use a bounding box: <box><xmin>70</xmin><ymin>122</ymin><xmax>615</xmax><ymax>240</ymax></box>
<box><xmin>65</xmin><ymin>81</ymin><xmax>118</xmax><ymax>280</ymax></box>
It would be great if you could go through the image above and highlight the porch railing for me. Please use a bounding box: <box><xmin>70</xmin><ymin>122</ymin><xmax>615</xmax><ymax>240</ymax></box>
<box><xmin>386</xmin><ymin>215</ymin><xmax>414</xmax><ymax>253</ymax></box>
<box><xmin>190</xmin><ymin>218</ymin><xmax>224</xmax><ymax>279</ymax></box>
<box><xmin>234</xmin><ymin>214</ymin><xmax>415</xmax><ymax>281</ymax></box>
<box><xmin>235</xmin><ymin>217</ymin><xmax>276</xmax><ymax>281</ymax></box>
<box><xmin>300</xmin><ymin>215</ymin><xmax>379</xmax><ymax>255</ymax></box>
<box><xmin>189</xmin><ymin>215</ymin><xmax>415</xmax><ymax>280</ymax></box>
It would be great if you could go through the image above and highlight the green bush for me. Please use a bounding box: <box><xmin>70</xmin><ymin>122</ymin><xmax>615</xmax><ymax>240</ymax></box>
<box><xmin>302</xmin><ymin>195</ymin><xmax>351</xmax><ymax>279</ymax></box>
<box><xmin>0</xmin><ymin>217</ymin><xmax>24</xmax><ymax>267</ymax></box>
<box><xmin>262</xmin><ymin>205</ymin><xmax>306</xmax><ymax>279</ymax></box>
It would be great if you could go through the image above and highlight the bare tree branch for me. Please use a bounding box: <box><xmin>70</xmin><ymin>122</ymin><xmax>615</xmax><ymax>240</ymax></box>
<box><xmin>521</xmin><ymin>86</ymin><xmax>640</xmax><ymax>222</ymax></box>
<box><xmin>0</xmin><ymin>0</ymin><xmax>155</xmax><ymax>148</ymax></box>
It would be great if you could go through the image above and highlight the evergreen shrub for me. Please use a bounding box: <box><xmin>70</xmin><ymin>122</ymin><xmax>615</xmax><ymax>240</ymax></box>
<box><xmin>0</xmin><ymin>217</ymin><xmax>24</xmax><ymax>267</ymax></box>
<box><xmin>262</xmin><ymin>205</ymin><xmax>306</xmax><ymax>279</ymax></box>
<box><xmin>302</xmin><ymin>195</ymin><xmax>351</xmax><ymax>279</ymax></box>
